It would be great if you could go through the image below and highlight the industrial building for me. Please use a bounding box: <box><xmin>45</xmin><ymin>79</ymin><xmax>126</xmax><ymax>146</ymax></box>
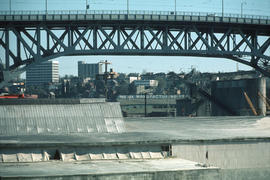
<box><xmin>26</xmin><ymin>61</ymin><xmax>59</xmax><ymax>86</ymax></box>
<box><xmin>117</xmin><ymin>95</ymin><xmax>184</xmax><ymax>117</ymax></box>
<box><xmin>78</xmin><ymin>61</ymin><xmax>102</xmax><ymax>79</ymax></box>
<box><xmin>211</xmin><ymin>78</ymin><xmax>266</xmax><ymax>116</ymax></box>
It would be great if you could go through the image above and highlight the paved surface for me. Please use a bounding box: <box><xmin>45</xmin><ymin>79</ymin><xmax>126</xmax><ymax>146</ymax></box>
<box><xmin>0</xmin><ymin>158</ymin><xmax>219</xmax><ymax>178</ymax></box>
<box><xmin>125</xmin><ymin>116</ymin><xmax>270</xmax><ymax>140</ymax></box>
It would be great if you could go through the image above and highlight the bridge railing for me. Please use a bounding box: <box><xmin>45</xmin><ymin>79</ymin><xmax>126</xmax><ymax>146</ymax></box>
<box><xmin>0</xmin><ymin>10</ymin><xmax>269</xmax><ymax>20</ymax></box>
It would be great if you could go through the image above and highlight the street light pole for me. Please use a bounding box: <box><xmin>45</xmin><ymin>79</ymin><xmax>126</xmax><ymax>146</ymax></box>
<box><xmin>222</xmin><ymin>0</ymin><xmax>224</xmax><ymax>17</ymax></box>
<box><xmin>86</xmin><ymin>0</ymin><xmax>88</xmax><ymax>14</ymax></box>
<box><xmin>45</xmin><ymin>0</ymin><xmax>48</xmax><ymax>14</ymax></box>
<box><xmin>241</xmin><ymin>2</ymin><xmax>247</xmax><ymax>17</ymax></box>
<box><xmin>174</xmin><ymin>0</ymin><xmax>176</xmax><ymax>15</ymax></box>
<box><xmin>127</xmin><ymin>0</ymin><xmax>129</xmax><ymax>14</ymax></box>
<box><xmin>144</xmin><ymin>92</ymin><xmax>147</xmax><ymax>117</ymax></box>
<box><xmin>9</xmin><ymin>0</ymin><xmax>11</xmax><ymax>14</ymax></box>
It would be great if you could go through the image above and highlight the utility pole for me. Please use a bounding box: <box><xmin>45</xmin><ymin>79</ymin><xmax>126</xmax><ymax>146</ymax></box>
<box><xmin>104</xmin><ymin>60</ymin><xmax>108</xmax><ymax>99</ymax></box>
<box><xmin>144</xmin><ymin>92</ymin><xmax>147</xmax><ymax>117</ymax></box>
<box><xmin>100</xmin><ymin>60</ymin><xmax>111</xmax><ymax>100</ymax></box>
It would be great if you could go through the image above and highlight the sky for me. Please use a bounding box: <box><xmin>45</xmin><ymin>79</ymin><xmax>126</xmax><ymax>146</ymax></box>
<box><xmin>0</xmin><ymin>0</ymin><xmax>270</xmax><ymax>76</ymax></box>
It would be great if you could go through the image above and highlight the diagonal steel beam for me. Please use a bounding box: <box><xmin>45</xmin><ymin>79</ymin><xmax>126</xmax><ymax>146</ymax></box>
<box><xmin>189</xmin><ymin>33</ymin><xmax>204</xmax><ymax>50</ymax></box>
<box><xmin>168</xmin><ymin>29</ymin><xmax>184</xmax><ymax>50</ymax></box>
<box><xmin>47</xmin><ymin>30</ymin><xmax>68</xmax><ymax>53</ymax></box>
<box><xmin>0</xmin><ymin>38</ymin><xmax>20</xmax><ymax>65</ymax></box>
<box><xmin>228</xmin><ymin>55</ymin><xmax>270</xmax><ymax>77</ymax></box>
<box><xmin>21</xmin><ymin>29</ymin><xmax>47</xmax><ymax>54</ymax></box>
<box><xmin>213</xmin><ymin>28</ymin><xmax>232</xmax><ymax>50</ymax></box>
<box><xmin>120</xmin><ymin>27</ymin><xmax>139</xmax><ymax>49</ymax></box>
<box><xmin>238</xmin><ymin>28</ymin><xmax>254</xmax><ymax>51</ymax></box>
<box><xmin>232</xmin><ymin>35</ymin><xmax>248</xmax><ymax>52</ymax></box>
<box><xmin>145</xmin><ymin>30</ymin><xmax>162</xmax><ymax>49</ymax></box>
<box><xmin>212</xmin><ymin>34</ymin><xmax>226</xmax><ymax>51</ymax></box>
<box><xmin>73</xmin><ymin>26</ymin><xmax>92</xmax><ymax>49</ymax></box>
<box><xmin>44</xmin><ymin>27</ymin><xmax>68</xmax><ymax>50</ymax></box>
<box><xmin>258</xmin><ymin>37</ymin><xmax>270</xmax><ymax>55</ymax></box>
<box><xmin>192</xmin><ymin>26</ymin><xmax>211</xmax><ymax>49</ymax></box>
<box><xmin>73</xmin><ymin>31</ymin><xmax>84</xmax><ymax>50</ymax></box>
<box><xmin>74</xmin><ymin>29</ymin><xmax>93</xmax><ymax>50</ymax></box>
<box><xmin>98</xmin><ymin>29</ymin><xmax>116</xmax><ymax>49</ymax></box>
<box><xmin>98</xmin><ymin>27</ymin><xmax>117</xmax><ymax>48</ymax></box>
<box><xmin>11</xmin><ymin>28</ymin><xmax>38</xmax><ymax>60</ymax></box>
<box><xmin>147</xmin><ymin>27</ymin><xmax>163</xmax><ymax>47</ymax></box>
<box><xmin>252</xmin><ymin>37</ymin><xmax>270</xmax><ymax>66</ymax></box>
<box><xmin>5</xmin><ymin>30</ymin><xmax>9</xmax><ymax>70</ymax></box>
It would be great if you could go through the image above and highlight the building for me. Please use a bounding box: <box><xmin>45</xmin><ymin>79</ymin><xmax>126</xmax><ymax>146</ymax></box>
<box><xmin>211</xmin><ymin>78</ymin><xmax>267</xmax><ymax>116</ymax></box>
<box><xmin>132</xmin><ymin>80</ymin><xmax>159</xmax><ymax>94</ymax></box>
<box><xmin>117</xmin><ymin>95</ymin><xmax>186</xmax><ymax>117</ymax></box>
<box><xmin>26</xmin><ymin>61</ymin><xmax>59</xmax><ymax>86</ymax></box>
<box><xmin>133</xmin><ymin>80</ymin><xmax>158</xmax><ymax>87</ymax></box>
<box><xmin>78</xmin><ymin>61</ymin><xmax>102</xmax><ymax>79</ymax></box>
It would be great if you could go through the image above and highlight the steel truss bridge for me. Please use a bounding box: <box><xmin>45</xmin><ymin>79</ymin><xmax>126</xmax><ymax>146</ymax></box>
<box><xmin>0</xmin><ymin>10</ymin><xmax>270</xmax><ymax>87</ymax></box>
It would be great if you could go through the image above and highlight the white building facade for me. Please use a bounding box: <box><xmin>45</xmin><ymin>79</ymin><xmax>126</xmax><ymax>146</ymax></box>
<box><xmin>26</xmin><ymin>61</ymin><xmax>59</xmax><ymax>86</ymax></box>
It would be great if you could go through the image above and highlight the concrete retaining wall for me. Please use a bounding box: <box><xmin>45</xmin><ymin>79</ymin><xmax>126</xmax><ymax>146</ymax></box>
<box><xmin>0</xmin><ymin>170</ymin><xmax>219</xmax><ymax>180</ymax></box>
<box><xmin>172</xmin><ymin>141</ymin><xmax>270</xmax><ymax>179</ymax></box>
<box><xmin>172</xmin><ymin>142</ymin><xmax>270</xmax><ymax>169</ymax></box>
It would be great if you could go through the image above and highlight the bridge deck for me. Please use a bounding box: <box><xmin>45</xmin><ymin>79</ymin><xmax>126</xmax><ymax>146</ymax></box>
<box><xmin>0</xmin><ymin>10</ymin><xmax>269</xmax><ymax>26</ymax></box>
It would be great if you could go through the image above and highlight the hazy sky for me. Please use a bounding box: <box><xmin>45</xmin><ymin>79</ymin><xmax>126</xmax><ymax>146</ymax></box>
<box><xmin>1</xmin><ymin>0</ymin><xmax>270</xmax><ymax>76</ymax></box>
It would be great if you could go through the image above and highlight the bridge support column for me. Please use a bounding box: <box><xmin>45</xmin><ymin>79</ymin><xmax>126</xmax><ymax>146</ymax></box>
<box><xmin>258</xmin><ymin>77</ymin><xmax>267</xmax><ymax>116</ymax></box>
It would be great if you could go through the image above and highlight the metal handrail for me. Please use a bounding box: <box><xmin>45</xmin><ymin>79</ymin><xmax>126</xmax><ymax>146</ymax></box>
<box><xmin>0</xmin><ymin>10</ymin><xmax>269</xmax><ymax>20</ymax></box>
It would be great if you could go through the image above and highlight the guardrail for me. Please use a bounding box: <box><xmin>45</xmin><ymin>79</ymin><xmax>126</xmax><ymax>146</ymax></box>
<box><xmin>0</xmin><ymin>10</ymin><xmax>269</xmax><ymax>20</ymax></box>
<box><xmin>118</xmin><ymin>95</ymin><xmax>187</xmax><ymax>99</ymax></box>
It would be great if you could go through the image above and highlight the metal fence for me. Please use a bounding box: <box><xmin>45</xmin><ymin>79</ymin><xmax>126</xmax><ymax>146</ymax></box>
<box><xmin>0</xmin><ymin>10</ymin><xmax>269</xmax><ymax>20</ymax></box>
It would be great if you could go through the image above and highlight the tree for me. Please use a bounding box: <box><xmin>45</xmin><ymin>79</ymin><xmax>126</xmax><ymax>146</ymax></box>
<box><xmin>155</xmin><ymin>77</ymin><xmax>167</xmax><ymax>94</ymax></box>
<box><xmin>128</xmin><ymin>82</ymin><xmax>137</xmax><ymax>95</ymax></box>
<box><xmin>95</xmin><ymin>80</ymin><xmax>105</xmax><ymax>98</ymax></box>
<box><xmin>117</xmin><ymin>80</ymin><xmax>129</xmax><ymax>95</ymax></box>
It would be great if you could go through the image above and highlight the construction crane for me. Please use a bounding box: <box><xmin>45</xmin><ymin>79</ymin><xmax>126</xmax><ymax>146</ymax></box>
<box><xmin>99</xmin><ymin>60</ymin><xmax>112</xmax><ymax>99</ymax></box>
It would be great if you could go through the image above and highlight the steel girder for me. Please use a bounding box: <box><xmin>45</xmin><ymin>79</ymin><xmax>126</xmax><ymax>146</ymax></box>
<box><xmin>0</xmin><ymin>22</ymin><xmax>270</xmax><ymax>85</ymax></box>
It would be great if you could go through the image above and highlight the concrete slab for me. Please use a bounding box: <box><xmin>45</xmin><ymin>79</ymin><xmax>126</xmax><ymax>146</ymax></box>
<box><xmin>0</xmin><ymin>158</ymin><xmax>219</xmax><ymax>180</ymax></box>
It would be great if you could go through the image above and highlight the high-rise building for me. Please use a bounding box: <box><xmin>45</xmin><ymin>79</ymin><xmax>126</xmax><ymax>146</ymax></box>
<box><xmin>78</xmin><ymin>61</ymin><xmax>102</xmax><ymax>79</ymax></box>
<box><xmin>26</xmin><ymin>61</ymin><xmax>59</xmax><ymax>86</ymax></box>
